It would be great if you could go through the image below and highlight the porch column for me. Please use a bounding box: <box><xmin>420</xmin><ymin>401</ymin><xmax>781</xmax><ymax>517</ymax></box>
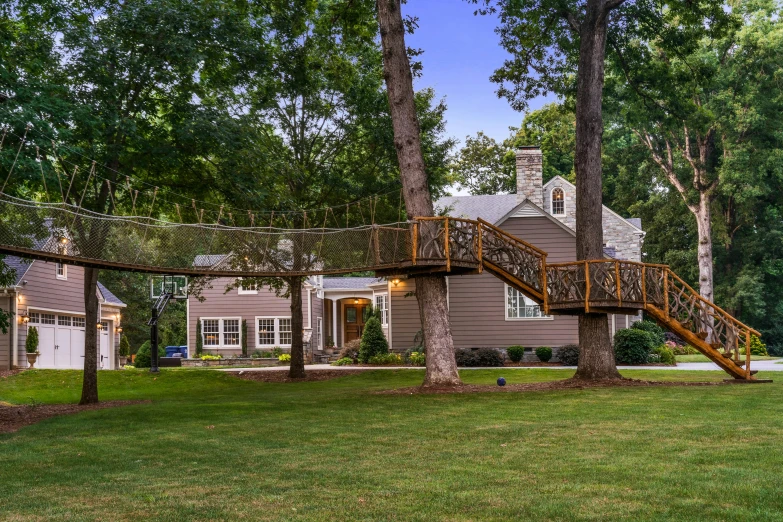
<box><xmin>332</xmin><ymin>299</ymin><xmax>338</xmax><ymax>346</ymax></box>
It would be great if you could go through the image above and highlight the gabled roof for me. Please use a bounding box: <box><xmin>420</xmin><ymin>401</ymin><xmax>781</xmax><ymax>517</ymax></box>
<box><xmin>495</xmin><ymin>198</ymin><xmax>577</xmax><ymax>237</ymax></box>
<box><xmin>97</xmin><ymin>282</ymin><xmax>126</xmax><ymax>307</ymax></box>
<box><xmin>2</xmin><ymin>255</ymin><xmax>32</xmax><ymax>286</ymax></box>
<box><xmin>323</xmin><ymin>277</ymin><xmax>384</xmax><ymax>290</ymax></box>
<box><xmin>436</xmin><ymin>194</ymin><xmax>519</xmax><ymax>224</ymax></box>
<box><xmin>543</xmin><ymin>176</ymin><xmax>644</xmax><ymax>233</ymax></box>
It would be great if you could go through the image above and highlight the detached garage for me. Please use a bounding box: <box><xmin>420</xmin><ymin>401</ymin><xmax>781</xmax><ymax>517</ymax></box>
<box><xmin>0</xmin><ymin>256</ymin><xmax>125</xmax><ymax>370</ymax></box>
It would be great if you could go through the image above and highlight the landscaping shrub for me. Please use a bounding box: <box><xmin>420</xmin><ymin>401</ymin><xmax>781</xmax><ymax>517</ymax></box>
<box><xmin>669</xmin><ymin>342</ymin><xmax>698</xmax><ymax>355</ymax></box>
<box><xmin>278</xmin><ymin>353</ymin><xmax>291</xmax><ymax>362</ymax></box>
<box><xmin>535</xmin><ymin>346</ymin><xmax>553</xmax><ymax>362</ymax></box>
<box><xmin>196</xmin><ymin>319</ymin><xmax>203</xmax><ymax>356</ymax></box>
<box><xmin>407</xmin><ymin>351</ymin><xmax>425</xmax><ymax>366</ymax></box>
<box><xmin>455</xmin><ymin>348</ymin><xmax>503</xmax><ymax>367</ymax></box>
<box><xmin>25</xmin><ymin>326</ymin><xmax>39</xmax><ymax>354</ymax></box>
<box><xmin>557</xmin><ymin>344</ymin><xmax>580</xmax><ymax>366</ymax></box>
<box><xmin>368</xmin><ymin>352</ymin><xmax>402</xmax><ymax>365</ymax></box>
<box><xmin>739</xmin><ymin>336</ymin><xmax>769</xmax><ymax>356</ymax></box>
<box><xmin>506</xmin><ymin>345</ymin><xmax>524</xmax><ymax>363</ymax></box>
<box><xmin>119</xmin><ymin>336</ymin><xmax>131</xmax><ymax>357</ymax></box>
<box><xmin>331</xmin><ymin>357</ymin><xmax>354</xmax><ymax>366</ymax></box>
<box><xmin>614</xmin><ymin>329</ymin><xmax>655</xmax><ymax>365</ymax></box>
<box><xmin>631</xmin><ymin>320</ymin><xmax>666</xmax><ymax>345</ymax></box>
<box><xmin>358</xmin><ymin>316</ymin><xmax>389</xmax><ymax>363</ymax></box>
<box><xmin>271</xmin><ymin>347</ymin><xmax>284</xmax><ymax>357</ymax></box>
<box><xmin>200</xmin><ymin>354</ymin><xmax>222</xmax><ymax>361</ymax></box>
<box><xmin>339</xmin><ymin>339</ymin><xmax>361</xmax><ymax>362</ymax></box>
<box><xmin>134</xmin><ymin>341</ymin><xmax>166</xmax><ymax>368</ymax></box>
<box><xmin>651</xmin><ymin>345</ymin><xmax>676</xmax><ymax>365</ymax></box>
<box><xmin>241</xmin><ymin>320</ymin><xmax>248</xmax><ymax>357</ymax></box>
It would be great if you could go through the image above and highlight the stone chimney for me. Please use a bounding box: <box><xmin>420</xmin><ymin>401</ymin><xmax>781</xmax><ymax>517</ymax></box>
<box><xmin>516</xmin><ymin>146</ymin><xmax>543</xmax><ymax>207</ymax></box>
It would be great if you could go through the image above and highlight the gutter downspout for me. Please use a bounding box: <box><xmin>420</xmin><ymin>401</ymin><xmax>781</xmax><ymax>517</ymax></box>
<box><xmin>11</xmin><ymin>289</ymin><xmax>18</xmax><ymax>368</ymax></box>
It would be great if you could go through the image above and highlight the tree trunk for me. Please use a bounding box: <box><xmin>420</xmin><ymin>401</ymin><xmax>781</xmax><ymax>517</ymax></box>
<box><xmin>376</xmin><ymin>0</ymin><xmax>460</xmax><ymax>387</ymax></box>
<box><xmin>80</xmin><ymin>267</ymin><xmax>100</xmax><ymax>404</ymax></box>
<box><xmin>694</xmin><ymin>193</ymin><xmax>713</xmax><ymax>303</ymax></box>
<box><xmin>572</xmin><ymin>0</ymin><xmax>621</xmax><ymax>380</ymax></box>
<box><xmin>288</xmin><ymin>277</ymin><xmax>306</xmax><ymax>379</ymax></box>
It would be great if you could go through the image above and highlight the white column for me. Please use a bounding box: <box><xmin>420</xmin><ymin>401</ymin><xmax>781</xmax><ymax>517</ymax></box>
<box><xmin>332</xmin><ymin>299</ymin><xmax>338</xmax><ymax>346</ymax></box>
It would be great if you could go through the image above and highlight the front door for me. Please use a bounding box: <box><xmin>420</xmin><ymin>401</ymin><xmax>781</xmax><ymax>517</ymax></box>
<box><xmin>99</xmin><ymin>322</ymin><xmax>110</xmax><ymax>369</ymax></box>
<box><xmin>344</xmin><ymin>301</ymin><xmax>370</xmax><ymax>343</ymax></box>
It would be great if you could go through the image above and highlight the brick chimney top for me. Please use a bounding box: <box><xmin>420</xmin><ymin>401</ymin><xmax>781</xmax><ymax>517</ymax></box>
<box><xmin>516</xmin><ymin>147</ymin><xmax>543</xmax><ymax>206</ymax></box>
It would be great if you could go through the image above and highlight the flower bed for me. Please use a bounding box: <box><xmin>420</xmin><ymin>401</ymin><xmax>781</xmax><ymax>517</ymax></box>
<box><xmin>182</xmin><ymin>358</ymin><xmax>280</xmax><ymax>368</ymax></box>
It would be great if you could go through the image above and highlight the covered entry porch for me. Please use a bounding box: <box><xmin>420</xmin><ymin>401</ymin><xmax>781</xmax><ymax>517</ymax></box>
<box><xmin>321</xmin><ymin>277</ymin><xmax>389</xmax><ymax>349</ymax></box>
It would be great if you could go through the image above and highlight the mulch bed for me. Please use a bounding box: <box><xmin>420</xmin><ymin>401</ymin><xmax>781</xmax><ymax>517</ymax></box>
<box><xmin>0</xmin><ymin>369</ymin><xmax>24</xmax><ymax>379</ymax></box>
<box><xmin>379</xmin><ymin>377</ymin><xmax>723</xmax><ymax>395</ymax></box>
<box><xmin>233</xmin><ymin>369</ymin><xmax>366</xmax><ymax>383</ymax></box>
<box><xmin>504</xmin><ymin>362</ymin><xmax>564</xmax><ymax>367</ymax></box>
<box><xmin>0</xmin><ymin>400</ymin><xmax>147</xmax><ymax>434</ymax></box>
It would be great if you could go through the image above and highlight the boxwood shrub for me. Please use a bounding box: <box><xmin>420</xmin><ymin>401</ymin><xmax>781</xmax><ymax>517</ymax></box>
<box><xmin>614</xmin><ymin>329</ymin><xmax>655</xmax><ymax>365</ymax></box>
<box><xmin>456</xmin><ymin>348</ymin><xmax>503</xmax><ymax>367</ymax></box>
<box><xmin>134</xmin><ymin>341</ymin><xmax>166</xmax><ymax>368</ymax></box>
<box><xmin>535</xmin><ymin>346</ymin><xmax>553</xmax><ymax>362</ymax></box>
<box><xmin>631</xmin><ymin>320</ymin><xmax>666</xmax><ymax>346</ymax></box>
<box><xmin>506</xmin><ymin>345</ymin><xmax>525</xmax><ymax>363</ymax></box>
<box><xmin>651</xmin><ymin>344</ymin><xmax>676</xmax><ymax>365</ymax></box>
<box><xmin>557</xmin><ymin>344</ymin><xmax>580</xmax><ymax>366</ymax></box>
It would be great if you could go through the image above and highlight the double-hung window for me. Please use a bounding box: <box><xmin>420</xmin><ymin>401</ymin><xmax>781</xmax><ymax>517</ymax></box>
<box><xmin>375</xmin><ymin>294</ymin><xmax>389</xmax><ymax>325</ymax></box>
<box><xmin>551</xmin><ymin>187</ymin><xmax>565</xmax><ymax>216</ymax></box>
<box><xmin>506</xmin><ymin>285</ymin><xmax>550</xmax><ymax>320</ymax></box>
<box><xmin>201</xmin><ymin>318</ymin><xmax>241</xmax><ymax>348</ymax></box>
<box><xmin>238</xmin><ymin>279</ymin><xmax>258</xmax><ymax>295</ymax></box>
<box><xmin>257</xmin><ymin>317</ymin><xmax>292</xmax><ymax>347</ymax></box>
<box><xmin>56</xmin><ymin>262</ymin><xmax>67</xmax><ymax>280</ymax></box>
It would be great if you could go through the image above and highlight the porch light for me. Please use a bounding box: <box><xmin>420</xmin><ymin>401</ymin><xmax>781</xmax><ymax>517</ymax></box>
<box><xmin>59</xmin><ymin>237</ymin><xmax>69</xmax><ymax>245</ymax></box>
<box><xmin>97</xmin><ymin>323</ymin><xmax>103</xmax><ymax>330</ymax></box>
<box><xmin>116</xmin><ymin>326</ymin><xmax>123</xmax><ymax>333</ymax></box>
<box><xmin>21</xmin><ymin>313</ymin><xmax>29</xmax><ymax>324</ymax></box>
<box><xmin>391</xmin><ymin>278</ymin><xmax>400</xmax><ymax>287</ymax></box>
<box><xmin>354</xmin><ymin>297</ymin><xmax>359</xmax><ymax>304</ymax></box>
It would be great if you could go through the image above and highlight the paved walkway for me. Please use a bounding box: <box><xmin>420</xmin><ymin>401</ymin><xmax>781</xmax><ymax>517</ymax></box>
<box><xmin>220</xmin><ymin>360</ymin><xmax>783</xmax><ymax>372</ymax></box>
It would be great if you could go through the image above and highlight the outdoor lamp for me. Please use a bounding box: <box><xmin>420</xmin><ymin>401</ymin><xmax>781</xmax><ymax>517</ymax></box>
<box><xmin>97</xmin><ymin>322</ymin><xmax>103</xmax><ymax>330</ymax></box>
<box><xmin>354</xmin><ymin>297</ymin><xmax>359</xmax><ymax>304</ymax></box>
<box><xmin>391</xmin><ymin>278</ymin><xmax>400</xmax><ymax>287</ymax></box>
<box><xmin>116</xmin><ymin>326</ymin><xmax>123</xmax><ymax>333</ymax></box>
<box><xmin>21</xmin><ymin>313</ymin><xmax>29</xmax><ymax>324</ymax></box>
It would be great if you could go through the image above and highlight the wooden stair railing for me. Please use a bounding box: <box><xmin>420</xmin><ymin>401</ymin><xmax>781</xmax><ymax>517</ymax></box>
<box><xmin>411</xmin><ymin>216</ymin><xmax>760</xmax><ymax>380</ymax></box>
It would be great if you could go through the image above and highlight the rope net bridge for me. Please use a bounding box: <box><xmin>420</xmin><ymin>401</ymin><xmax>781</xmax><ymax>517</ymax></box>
<box><xmin>0</xmin><ymin>195</ymin><xmax>760</xmax><ymax>380</ymax></box>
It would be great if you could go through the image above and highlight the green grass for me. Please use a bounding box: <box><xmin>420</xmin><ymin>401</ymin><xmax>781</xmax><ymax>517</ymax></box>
<box><xmin>675</xmin><ymin>354</ymin><xmax>781</xmax><ymax>363</ymax></box>
<box><xmin>2</xmin><ymin>368</ymin><xmax>782</xmax><ymax>521</ymax></box>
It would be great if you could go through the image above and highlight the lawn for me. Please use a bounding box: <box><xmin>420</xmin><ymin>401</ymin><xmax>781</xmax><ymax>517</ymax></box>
<box><xmin>675</xmin><ymin>354</ymin><xmax>781</xmax><ymax>363</ymax></box>
<box><xmin>1</xmin><ymin>368</ymin><xmax>782</xmax><ymax>521</ymax></box>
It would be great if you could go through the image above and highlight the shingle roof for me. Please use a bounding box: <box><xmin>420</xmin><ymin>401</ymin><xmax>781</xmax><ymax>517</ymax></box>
<box><xmin>97</xmin><ymin>281</ymin><xmax>126</xmax><ymax>306</ymax></box>
<box><xmin>323</xmin><ymin>277</ymin><xmax>383</xmax><ymax>290</ymax></box>
<box><xmin>626</xmin><ymin>217</ymin><xmax>643</xmax><ymax>230</ymax></box>
<box><xmin>435</xmin><ymin>194</ymin><xmax>519</xmax><ymax>224</ymax></box>
<box><xmin>2</xmin><ymin>255</ymin><xmax>32</xmax><ymax>286</ymax></box>
<box><xmin>603</xmin><ymin>246</ymin><xmax>618</xmax><ymax>259</ymax></box>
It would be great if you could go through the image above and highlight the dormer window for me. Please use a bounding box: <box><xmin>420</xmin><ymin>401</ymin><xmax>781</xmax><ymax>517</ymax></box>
<box><xmin>56</xmin><ymin>262</ymin><xmax>67</xmax><ymax>280</ymax></box>
<box><xmin>551</xmin><ymin>187</ymin><xmax>565</xmax><ymax>216</ymax></box>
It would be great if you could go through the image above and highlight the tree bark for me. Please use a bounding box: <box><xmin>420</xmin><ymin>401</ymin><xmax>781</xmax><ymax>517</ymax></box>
<box><xmin>695</xmin><ymin>193</ymin><xmax>714</xmax><ymax>303</ymax></box>
<box><xmin>376</xmin><ymin>0</ymin><xmax>460</xmax><ymax>386</ymax></box>
<box><xmin>287</xmin><ymin>276</ymin><xmax>306</xmax><ymax>379</ymax></box>
<box><xmin>80</xmin><ymin>267</ymin><xmax>100</xmax><ymax>404</ymax></box>
<box><xmin>572</xmin><ymin>0</ymin><xmax>621</xmax><ymax>380</ymax></box>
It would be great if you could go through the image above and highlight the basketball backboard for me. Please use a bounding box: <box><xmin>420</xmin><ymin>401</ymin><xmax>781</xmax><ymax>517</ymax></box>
<box><xmin>150</xmin><ymin>275</ymin><xmax>188</xmax><ymax>299</ymax></box>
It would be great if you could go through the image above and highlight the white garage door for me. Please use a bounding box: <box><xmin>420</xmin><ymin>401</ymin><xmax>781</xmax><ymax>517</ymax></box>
<box><xmin>28</xmin><ymin>312</ymin><xmax>108</xmax><ymax>370</ymax></box>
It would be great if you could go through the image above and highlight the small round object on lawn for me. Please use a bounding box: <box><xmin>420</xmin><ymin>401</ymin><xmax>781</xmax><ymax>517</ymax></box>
<box><xmin>497</xmin><ymin>377</ymin><xmax>506</xmax><ymax>386</ymax></box>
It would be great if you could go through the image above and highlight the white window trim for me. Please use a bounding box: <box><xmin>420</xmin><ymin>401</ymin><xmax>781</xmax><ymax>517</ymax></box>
<box><xmin>255</xmin><ymin>316</ymin><xmax>293</xmax><ymax>348</ymax></box>
<box><xmin>317</xmin><ymin>317</ymin><xmax>323</xmax><ymax>350</ymax></box>
<box><xmin>237</xmin><ymin>278</ymin><xmax>258</xmax><ymax>295</ymax></box>
<box><xmin>550</xmin><ymin>187</ymin><xmax>566</xmax><ymax>217</ymax></box>
<box><xmin>504</xmin><ymin>284</ymin><xmax>553</xmax><ymax>321</ymax></box>
<box><xmin>374</xmin><ymin>293</ymin><xmax>389</xmax><ymax>326</ymax></box>
<box><xmin>200</xmin><ymin>317</ymin><xmax>242</xmax><ymax>348</ymax></box>
<box><xmin>56</xmin><ymin>262</ymin><xmax>67</xmax><ymax>280</ymax></box>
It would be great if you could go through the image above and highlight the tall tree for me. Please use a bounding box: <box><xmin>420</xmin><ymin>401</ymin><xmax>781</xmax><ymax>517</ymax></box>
<box><xmin>474</xmin><ymin>0</ymin><xmax>731</xmax><ymax>379</ymax></box>
<box><xmin>376</xmin><ymin>0</ymin><xmax>461</xmax><ymax>386</ymax></box>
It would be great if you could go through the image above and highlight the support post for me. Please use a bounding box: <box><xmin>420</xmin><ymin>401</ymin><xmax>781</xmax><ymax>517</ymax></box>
<box><xmin>745</xmin><ymin>329</ymin><xmax>751</xmax><ymax>380</ymax></box>
<box><xmin>584</xmin><ymin>260</ymin><xmax>591</xmax><ymax>313</ymax></box>
<box><xmin>615</xmin><ymin>262</ymin><xmax>622</xmax><ymax>307</ymax></box>
<box><xmin>150</xmin><ymin>306</ymin><xmax>159</xmax><ymax>373</ymax></box>
<box><xmin>444</xmin><ymin>218</ymin><xmax>451</xmax><ymax>272</ymax></box>
<box><xmin>542</xmin><ymin>254</ymin><xmax>549</xmax><ymax>315</ymax></box>
<box><xmin>476</xmin><ymin>222</ymin><xmax>483</xmax><ymax>273</ymax></box>
<box><xmin>641</xmin><ymin>265</ymin><xmax>647</xmax><ymax>306</ymax></box>
<box><xmin>411</xmin><ymin>222</ymin><xmax>418</xmax><ymax>266</ymax></box>
<box><xmin>332</xmin><ymin>299</ymin><xmax>338</xmax><ymax>347</ymax></box>
<box><xmin>373</xmin><ymin>225</ymin><xmax>381</xmax><ymax>266</ymax></box>
<box><xmin>663</xmin><ymin>270</ymin><xmax>670</xmax><ymax>320</ymax></box>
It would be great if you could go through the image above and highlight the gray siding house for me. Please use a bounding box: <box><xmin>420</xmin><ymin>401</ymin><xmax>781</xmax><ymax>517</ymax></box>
<box><xmin>0</xmin><ymin>257</ymin><xmax>126</xmax><ymax>370</ymax></box>
<box><xmin>187</xmin><ymin>147</ymin><xmax>644</xmax><ymax>357</ymax></box>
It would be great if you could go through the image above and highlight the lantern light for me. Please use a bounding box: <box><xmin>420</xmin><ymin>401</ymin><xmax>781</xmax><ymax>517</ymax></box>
<box><xmin>391</xmin><ymin>278</ymin><xmax>400</xmax><ymax>287</ymax></box>
<box><xmin>21</xmin><ymin>313</ymin><xmax>30</xmax><ymax>324</ymax></box>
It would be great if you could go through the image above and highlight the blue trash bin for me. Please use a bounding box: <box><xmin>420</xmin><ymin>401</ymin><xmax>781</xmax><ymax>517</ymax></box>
<box><xmin>179</xmin><ymin>346</ymin><xmax>188</xmax><ymax>358</ymax></box>
<box><xmin>165</xmin><ymin>346</ymin><xmax>180</xmax><ymax>358</ymax></box>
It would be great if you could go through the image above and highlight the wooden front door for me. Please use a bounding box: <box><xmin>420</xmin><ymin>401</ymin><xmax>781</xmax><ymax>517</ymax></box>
<box><xmin>344</xmin><ymin>301</ymin><xmax>370</xmax><ymax>343</ymax></box>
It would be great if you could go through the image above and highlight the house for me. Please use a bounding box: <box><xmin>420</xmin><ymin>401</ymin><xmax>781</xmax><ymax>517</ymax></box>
<box><xmin>187</xmin><ymin>147</ymin><xmax>644</xmax><ymax>358</ymax></box>
<box><xmin>0</xmin><ymin>257</ymin><xmax>126</xmax><ymax>370</ymax></box>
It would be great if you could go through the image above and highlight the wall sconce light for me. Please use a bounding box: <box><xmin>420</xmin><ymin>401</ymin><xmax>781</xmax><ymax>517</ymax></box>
<box><xmin>21</xmin><ymin>313</ymin><xmax>30</xmax><ymax>324</ymax></box>
<box><xmin>354</xmin><ymin>297</ymin><xmax>359</xmax><ymax>304</ymax></box>
<box><xmin>59</xmin><ymin>237</ymin><xmax>69</xmax><ymax>245</ymax></box>
<box><xmin>97</xmin><ymin>323</ymin><xmax>103</xmax><ymax>330</ymax></box>
<box><xmin>391</xmin><ymin>278</ymin><xmax>400</xmax><ymax>287</ymax></box>
<box><xmin>115</xmin><ymin>326</ymin><xmax>123</xmax><ymax>333</ymax></box>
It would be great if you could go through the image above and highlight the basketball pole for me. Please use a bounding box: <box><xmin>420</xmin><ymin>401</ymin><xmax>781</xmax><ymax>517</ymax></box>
<box><xmin>150</xmin><ymin>306</ymin><xmax>160</xmax><ymax>373</ymax></box>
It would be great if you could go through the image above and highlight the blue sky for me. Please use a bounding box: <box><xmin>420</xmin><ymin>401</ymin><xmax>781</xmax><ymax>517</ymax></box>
<box><xmin>405</xmin><ymin>0</ymin><xmax>558</xmax><ymax>146</ymax></box>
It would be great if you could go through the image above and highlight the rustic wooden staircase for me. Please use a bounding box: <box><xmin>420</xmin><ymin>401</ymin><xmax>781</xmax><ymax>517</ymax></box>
<box><xmin>399</xmin><ymin>217</ymin><xmax>761</xmax><ymax>381</ymax></box>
